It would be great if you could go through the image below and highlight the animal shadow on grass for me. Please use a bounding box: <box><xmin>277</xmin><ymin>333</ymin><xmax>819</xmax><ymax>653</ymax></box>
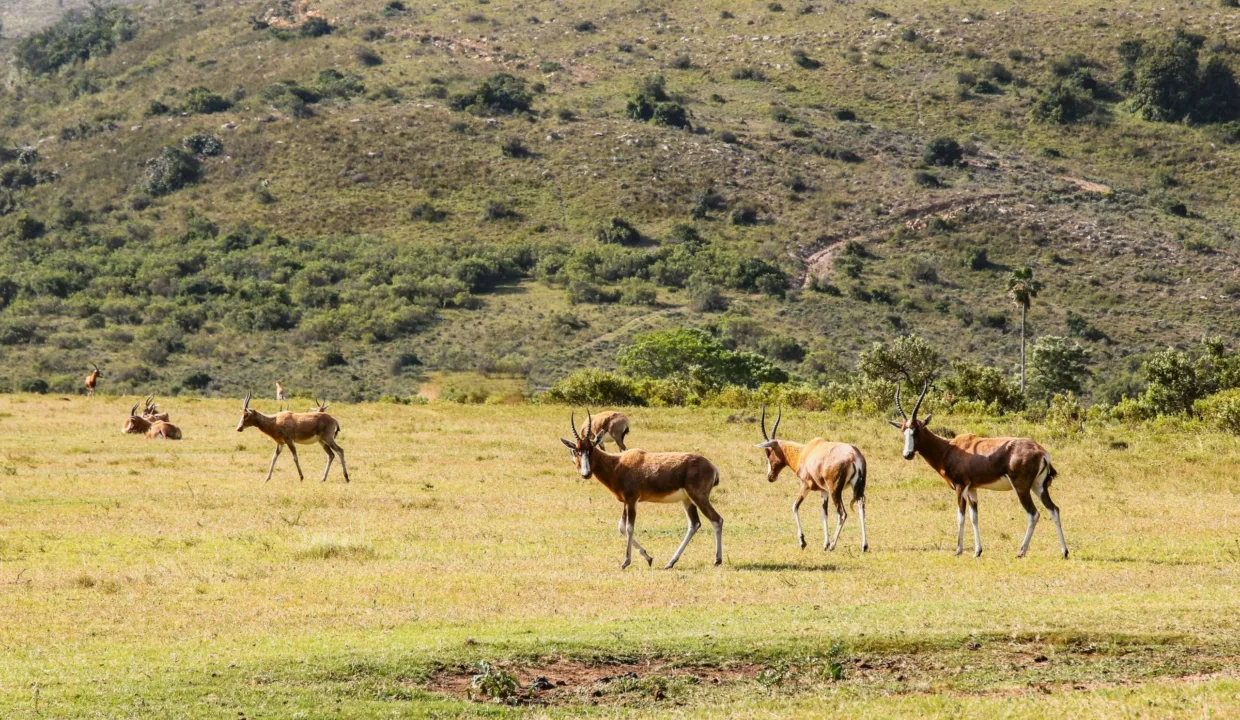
<box><xmin>733</xmin><ymin>561</ymin><xmax>839</xmax><ymax>572</ymax></box>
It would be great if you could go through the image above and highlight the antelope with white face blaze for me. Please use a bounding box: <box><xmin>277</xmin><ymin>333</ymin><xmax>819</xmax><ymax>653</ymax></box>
<box><xmin>236</xmin><ymin>392</ymin><xmax>349</xmax><ymax>483</ymax></box>
<box><xmin>561</xmin><ymin>410</ymin><xmax>723</xmax><ymax>569</ymax></box>
<box><xmin>889</xmin><ymin>382</ymin><xmax>1067</xmax><ymax>558</ymax></box>
<box><xmin>754</xmin><ymin>405</ymin><xmax>869</xmax><ymax>552</ymax></box>
<box><xmin>578</xmin><ymin>410</ymin><xmax>631</xmax><ymax>451</ymax></box>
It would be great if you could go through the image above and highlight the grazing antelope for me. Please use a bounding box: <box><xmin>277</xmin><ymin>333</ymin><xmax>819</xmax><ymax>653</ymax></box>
<box><xmin>122</xmin><ymin>403</ymin><xmax>182</xmax><ymax>440</ymax></box>
<box><xmin>889</xmin><ymin>382</ymin><xmax>1067</xmax><ymax>559</ymax></box>
<box><xmin>754</xmin><ymin>405</ymin><xmax>868</xmax><ymax>552</ymax></box>
<box><xmin>276</xmin><ymin>381</ymin><xmax>287</xmax><ymax>401</ymax></box>
<box><xmin>85</xmin><ymin>363</ymin><xmax>101</xmax><ymax>396</ymax></box>
<box><xmin>561</xmin><ymin>410</ymin><xmax>723</xmax><ymax>569</ymax></box>
<box><xmin>236</xmin><ymin>392</ymin><xmax>349</xmax><ymax>483</ymax></box>
<box><xmin>578</xmin><ymin>410</ymin><xmax>631</xmax><ymax>451</ymax></box>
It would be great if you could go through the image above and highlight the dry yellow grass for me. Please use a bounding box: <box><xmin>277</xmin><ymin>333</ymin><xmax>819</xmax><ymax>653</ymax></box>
<box><xmin>1</xmin><ymin>394</ymin><xmax>1239</xmax><ymax>716</ymax></box>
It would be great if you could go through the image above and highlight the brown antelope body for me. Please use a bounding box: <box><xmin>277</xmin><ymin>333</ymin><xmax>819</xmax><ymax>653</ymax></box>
<box><xmin>561</xmin><ymin>410</ymin><xmax>722</xmax><ymax>569</ymax></box>
<box><xmin>236</xmin><ymin>392</ymin><xmax>349</xmax><ymax>483</ymax></box>
<box><xmin>85</xmin><ymin>364</ymin><xmax>101</xmax><ymax>396</ymax></box>
<box><xmin>754</xmin><ymin>406</ymin><xmax>868</xmax><ymax>552</ymax></box>
<box><xmin>122</xmin><ymin>404</ymin><xmax>182</xmax><ymax>440</ymax></box>
<box><xmin>890</xmin><ymin>382</ymin><xmax>1067</xmax><ymax>558</ymax></box>
<box><xmin>578</xmin><ymin>410</ymin><xmax>630</xmax><ymax>451</ymax></box>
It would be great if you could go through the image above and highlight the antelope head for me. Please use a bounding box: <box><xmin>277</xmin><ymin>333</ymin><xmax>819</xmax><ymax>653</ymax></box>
<box><xmin>311</xmin><ymin>397</ymin><xmax>330</xmax><ymax>412</ymax></box>
<box><xmin>122</xmin><ymin>403</ymin><xmax>146</xmax><ymax>434</ymax></box>
<box><xmin>92</xmin><ymin>363</ymin><xmax>102</xmax><ymax>378</ymax></box>
<box><xmin>560</xmin><ymin>409</ymin><xmax>605</xmax><ymax>479</ymax></box>
<box><xmin>888</xmin><ymin>381</ymin><xmax>933</xmax><ymax>460</ymax></box>
<box><xmin>753</xmin><ymin>404</ymin><xmax>785</xmax><ymax>482</ymax></box>
<box><xmin>236</xmin><ymin>392</ymin><xmax>258</xmax><ymax>432</ymax></box>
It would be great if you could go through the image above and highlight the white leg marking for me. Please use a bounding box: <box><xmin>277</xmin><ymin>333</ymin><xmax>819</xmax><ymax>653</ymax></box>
<box><xmin>665</xmin><ymin>502</ymin><xmax>700</xmax><ymax>569</ymax></box>
<box><xmin>793</xmin><ymin>494</ymin><xmax>806</xmax><ymax>549</ymax></box>
<box><xmin>968</xmin><ymin>488</ymin><xmax>981</xmax><ymax>558</ymax></box>
<box><xmin>820</xmin><ymin>494</ymin><xmax>830</xmax><ymax>550</ymax></box>
<box><xmin>858</xmin><ymin>498</ymin><xmax>868</xmax><ymax>552</ymax></box>
<box><xmin>1051</xmin><ymin>508</ymin><xmax>1068</xmax><ymax>558</ymax></box>
<box><xmin>1017</xmin><ymin>508</ymin><xmax>1040</xmax><ymax>558</ymax></box>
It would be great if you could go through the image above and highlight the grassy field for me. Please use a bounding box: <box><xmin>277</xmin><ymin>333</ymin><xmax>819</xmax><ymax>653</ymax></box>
<box><xmin>2</xmin><ymin>394</ymin><xmax>1239</xmax><ymax>716</ymax></box>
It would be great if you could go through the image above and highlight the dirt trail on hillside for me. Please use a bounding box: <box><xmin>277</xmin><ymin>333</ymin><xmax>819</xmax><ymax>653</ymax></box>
<box><xmin>800</xmin><ymin>190</ymin><xmax>1021</xmax><ymax>288</ymax></box>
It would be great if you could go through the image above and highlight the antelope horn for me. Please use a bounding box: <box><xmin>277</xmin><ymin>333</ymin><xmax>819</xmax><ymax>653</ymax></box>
<box><xmin>586</xmin><ymin>408</ymin><xmax>594</xmax><ymax>437</ymax></box>
<box><xmin>760</xmin><ymin>404</ymin><xmax>769</xmax><ymax>441</ymax></box>
<box><xmin>911</xmin><ymin>380</ymin><xmax>931</xmax><ymax>421</ymax></box>
<box><xmin>570</xmin><ymin>411</ymin><xmax>581</xmax><ymax>441</ymax></box>
<box><xmin>93</xmin><ymin>363</ymin><xmax>101</xmax><ymax>373</ymax></box>
<box><xmin>243</xmin><ymin>392</ymin><xmax>251</xmax><ymax>411</ymax></box>
<box><xmin>771</xmin><ymin>404</ymin><xmax>782</xmax><ymax>440</ymax></box>
<box><xmin>895</xmin><ymin>383</ymin><xmax>907</xmax><ymax>419</ymax></box>
<box><xmin>129</xmin><ymin>402</ymin><xmax>138</xmax><ymax>417</ymax></box>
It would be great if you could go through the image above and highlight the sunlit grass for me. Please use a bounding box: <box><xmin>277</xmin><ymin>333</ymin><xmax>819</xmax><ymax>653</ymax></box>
<box><xmin>1</xmin><ymin>395</ymin><xmax>1239</xmax><ymax>715</ymax></box>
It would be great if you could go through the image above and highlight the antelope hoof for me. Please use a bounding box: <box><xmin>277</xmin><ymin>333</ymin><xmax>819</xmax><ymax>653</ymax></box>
<box><xmin>799</xmin><ymin>536</ymin><xmax>807</xmax><ymax>550</ymax></box>
<box><xmin>663</xmin><ymin>561</ymin><xmax>676</xmax><ymax>570</ymax></box>
<box><xmin>620</xmin><ymin>559</ymin><xmax>631</xmax><ymax>570</ymax></box>
<box><xmin>1062</xmin><ymin>549</ymin><xmax>1070</xmax><ymax>559</ymax></box>
<box><xmin>1016</xmin><ymin>550</ymin><xmax>1028</xmax><ymax>559</ymax></box>
<box><xmin>955</xmin><ymin>548</ymin><xmax>964</xmax><ymax>557</ymax></box>
<box><xmin>862</xmin><ymin>544</ymin><xmax>869</xmax><ymax>553</ymax></box>
<box><xmin>714</xmin><ymin>558</ymin><xmax>722</xmax><ymax>567</ymax></box>
<box><xmin>974</xmin><ymin>549</ymin><xmax>983</xmax><ymax>558</ymax></box>
<box><xmin>644</xmin><ymin>554</ymin><xmax>654</xmax><ymax>567</ymax></box>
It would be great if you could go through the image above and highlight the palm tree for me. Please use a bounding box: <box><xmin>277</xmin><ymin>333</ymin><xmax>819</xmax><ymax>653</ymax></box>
<box><xmin>1007</xmin><ymin>267</ymin><xmax>1042</xmax><ymax>394</ymax></box>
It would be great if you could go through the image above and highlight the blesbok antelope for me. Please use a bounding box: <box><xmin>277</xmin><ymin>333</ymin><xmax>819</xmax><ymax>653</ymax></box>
<box><xmin>276</xmin><ymin>381</ymin><xmax>286</xmax><ymax>401</ymax></box>
<box><xmin>142</xmin><ymin>396</ymin><xmax>171</xmax><ymax>423</ymax></box>
<box><xmin>561</xmin><ymin>410</ymin><xmax>723</xmax><ymax>569</ymax></box>
<box><xmin>889</xmin><ymin>382</ymin><xmax>1067</xmax><ymax>559</ymax></box>
<box><xmin>122</xmin><ymin>403</ymin><xmax>182</xmax><ymax>440</ymax></box>
<box><xmin>236</xmin><ymin>392</ymin><xmax>349</xmax><ymax>483</ymax></box>
<box><xmin>578</xmin><ymin>410</ymin><xmax>630</xmax><ymax>451</ymax></box>
<box><xmin>754</xmin><ymin>405</ymin><xmax>868</xmax><ymax>552</ymax></box>
<box><xmin>85</xmin><ymin>363</ymin><xmax>101</xmax><ymax>396</ymax></box>
<box><xmin>308</xmin><ymin>398</ymin><xmax>330</xmax><ymax>413</ymax></box>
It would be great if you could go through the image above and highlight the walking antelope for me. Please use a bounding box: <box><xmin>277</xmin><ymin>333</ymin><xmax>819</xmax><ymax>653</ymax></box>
<box><xmin>889</xmin><ymin>382</ymin><xmax>1067</xmax><ymax>558</ymax></box>
<box><xmin>122</xmin><ymin>403</ymin><xmax>182</xmax><ymax>439</ymax></box>
<box><xmin>236</xmin><ymin>392</ymin><xmax>350</xmax><ymax>483</ymax></box>
<box><xmin>754</xmin><ymin>405</ymin><xmax>868</xmax><ymax>552</ymax></box>
<box><xmin>578</xmin><ymin>410</ymin><xmax>630</xmax><ymax>451</ymax></box>
<box><xmin>561</xmin><ymin>410</ymin><xmax>723</xmax><ymax>569</ymax></box>
<box><xmin>276</xmin><ymin>381</ymin><xmax>286</xmax><ymax>401</ymax></box>
<box><xmin>85</xmin><ymin>363</ymin><xmax>101</xmax><ymax>396</ymax></box>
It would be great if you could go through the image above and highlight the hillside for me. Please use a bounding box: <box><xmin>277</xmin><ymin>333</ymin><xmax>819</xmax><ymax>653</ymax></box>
<box><xmin>1</xmin><ymin>0</ymin><xmax>1239</xmax><ymax>400</ymax></box>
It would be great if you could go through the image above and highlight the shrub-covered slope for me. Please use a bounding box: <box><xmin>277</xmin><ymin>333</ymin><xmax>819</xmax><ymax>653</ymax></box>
<box><xmin>1</xmin><ymin>0</ymin><xmax>1239</xmax><ymax>399</ymax></box>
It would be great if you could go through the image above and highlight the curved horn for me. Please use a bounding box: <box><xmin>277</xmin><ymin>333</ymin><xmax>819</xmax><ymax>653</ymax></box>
<box><xmin>570</xmin><ymin>411</ymin><xmax>581</xmax><ymax>441</ymax></box>
<box><xmin>760</xmin><ymin>404</ymin><xmax>769</xmax><ymax>441</ymax></box>
<box><xmin>586</xmin><ymin>408</ymin><xmax>594</xmax><ymax>438</ymax></box>
<box><xmin>129</xmin><ymin>402</ymin><xmax>138</xmax><ymax>417</ymax></box>
<box><xmin>911</xmin><ymin>380</ymin><xmax>931</xmax><ymax>421</ymax></box>
<box><xmin>243</xmin><ymin>392</ymin><xmax>251</xmax><ymax>411</ymax></box>
<box><xmin>93</xmin><ymin>362</ymin><xmax>101</xmax><ymax>373</ymax></box>
<box><xmin>771</xmin><ymin>404</ymin><xmax>783</xmax><ymax>440</ymax></box>
<box><xmin>894</xmin><ymin>383</ymin><xmax>907</xmax><ymax>420</ymax></box>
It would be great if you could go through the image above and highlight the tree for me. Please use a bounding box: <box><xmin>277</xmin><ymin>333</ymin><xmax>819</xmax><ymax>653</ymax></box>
<box><xmin>858</xmin><ymin>334</ymin><xmax>942</xmax><ymax>387</ymax></box>
<box><xmin>1027</xmin><ymin>337</ymin><xmax>1090</xmax><ymax>399</ymax></box>
<box><xmin>617</xmin><ymin>328</ymin><xmax>786</xmax><ymax>390</ymax></box>
<box><xmin>1006</xmin><ymin>267</ymin><xmax>1042</xmax><ymax>394</ymax></box>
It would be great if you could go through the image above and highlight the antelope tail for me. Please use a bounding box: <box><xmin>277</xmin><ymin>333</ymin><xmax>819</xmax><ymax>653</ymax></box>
<box><xmin>849</xmin><ymin>457</ymin><xmax>867</xmax><ymax>510</ymax></box>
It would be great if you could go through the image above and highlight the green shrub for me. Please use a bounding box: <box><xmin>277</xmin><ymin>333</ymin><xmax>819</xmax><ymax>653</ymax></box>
<box><xmin>14</xmin><ymin>4</ymin><xmax>136</xmax><ymax>75</ymax></box>
<box><xmin>596</xmin><ymin>217</ymin><xmax>641</xmax><ymax>245</ymax></box>
<box><xmin>299</xmin><ymin>16</ymin><xmax>333</xmax><ymax>37</ymax></box>
<box><xmin>619</xmin><ymin>328</ymin><xmax>787</xmax><ymax>390</ymax></box>
<box><xmin>923</xmin><ymin>137</ymin><xmax>963</xmax><ymax>167</ymax></box>
<box><xmin>184</xmin><ymin>87</ymin><xmax>231</xmax><ymax>114</ymax></box>
<box><xmin>451</xmin><ymin>73</ymin><xmax>533</xmax><ymax>115</ymax></box>
<box><xmin>1196</xmin><ymin>389</ymin><xmax>1240</xmax><ymax>434</ymax></box>
<box><xmin>1124</xmin><ymin>30</ymin><xmax>1240</xmax><ymax>123</ymax></box>
<box><xmin>1032</xmin><ymin>80</ymin><xmax>1096</xmax><ymax>124</ymax></box>
<box><xmin>544</xmin><ymin>369</ymin><xmax>646</xmax><ymax>406</ymax></box>
<box><xmin>142</xmin><ymin>147</ymin><xmax>200</xmax><ymax>196</ymax></box>
<box><xmin>941</xmin><ymin>361</ymin><xmax>1023</xmax><ymax>413</ymax></box>
<box><xmin>182</xmin><ymin>134</ymin><xmax>223</xmax><ymax>156</ymax></box>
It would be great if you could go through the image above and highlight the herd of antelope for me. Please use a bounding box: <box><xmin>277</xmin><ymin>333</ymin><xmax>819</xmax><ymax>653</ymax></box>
<box><xmin>91</xmin><ymin>368</ymin><xmax>1068</xmax><ymax>569</ymax></box>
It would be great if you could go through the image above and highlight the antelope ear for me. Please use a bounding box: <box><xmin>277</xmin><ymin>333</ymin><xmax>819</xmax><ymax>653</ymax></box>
<box><xmin>920</xmin><ymin>413</ymin><xmax>933</xmax><ymax>427</ymax></box>
<box><xmin>887</xmin><ymin>420</ymin><xmax>903</xmax><ymax>429</ymax></box>
<box><xmin>754</xmin><ymin>440</ymin><xmax>776</xmax><ymax>449</ymax></box>
<box><xmin>560</xmin><ymin>438</ymin><xmax>576</xmax><ymax>450</ymax></box>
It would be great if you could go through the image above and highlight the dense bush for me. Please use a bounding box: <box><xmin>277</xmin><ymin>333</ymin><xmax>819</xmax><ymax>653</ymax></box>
<box><xmin>1028</xmin><ymin>336</ymin><xmax>1090</xmax><ymax>398</ymax></box>
<box><xmin>596</xmin><ymin>218</ymin><xmax>641</xmax><ymax>245</ymax></box>
<box><xmin>1032</xmin><ymin>80</ymin><xmax>1096</xmax><ymax>124</ymax></box>
<box><xmin>618</xmin><ymin>328</ymin><xmax>787</xmax><ymax>391</ymax></box>
<box><xmin>184</xmin><ymin>87</ymin><xmax>232</xmax><ymax>114</ymax></box>
<box><xmin>544</xmin><ymin>369</ymin><xmax>646</xmax><ymax>406</ymax></box>
<box><xmin>1123</xmin><ymin>30</ymin><xmax>1240</xmax><ymax>123</ymax></box>
<box><xmin>923</xmin><ymin>137</ymin><xmax>963</xmax><ymax>167</ymax></box>
<box><xmin>450</xmin><ymin>73</ymin><xmax>533</xmax><ymax>115</ymax></box>
<box><xmin>626</xmin><ymin>76</ymin><xmax>690</xmax><ymax>128</ymax></box>
<box><xmin>142</xmin><ymin>147</ymin><xmax>200</xmax><ymax>196</ymax></box>
<box><xmin>182</xmin><ymin>134</ymin><xmax>224</xmax><ymax>156</ymax></box>
<box><xmin>15</xmin><ymin>4</ymin><xmax>136</xmax><ymax>75</ymax></box>
<box><xmin>940</xmin><ymin>360</ymin><xmax>1023</xmax><ymax>413</ymax></box>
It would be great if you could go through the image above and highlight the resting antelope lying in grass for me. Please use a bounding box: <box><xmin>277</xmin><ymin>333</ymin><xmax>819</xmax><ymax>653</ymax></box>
<box><xmin>578</xmin><ymin>410</ymin><xmax>630</xmax><ymax>451</ymax></box>
<box><xmin>236</xmin><ymin>392</ymin><xmax>349</xmax><ymax>483</ymax></box>
<box><xmin>890</xmin><ymin>382</ymin><xmax>1067</xmax><ymax>558</ymax></box>
<box><xmin>122</xmin><ymin>403</ymin><xmax>182</xmax><ymax>439</ymax></box>
<box><xmin>141</xmin><ymin>396</ymin><xmax>171</xmax><ymax>423</ymax></box>
<box><xmin>754</xmin><ymin>405</ymin><xmax>868</xmax><ymax>552</ymax></box>
<box><xmin>561</xmin><ymin>410</ymin><xmax>722</xmax><ymax>569</ymax></box>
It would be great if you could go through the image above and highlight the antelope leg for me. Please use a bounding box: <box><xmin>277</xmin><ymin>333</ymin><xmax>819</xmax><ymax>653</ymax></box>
<box><xmin>955</xmin><ymin>490</ymin><xmax>966</xmax><ymax>556</ymax></box>
<box><xmin>621</xmin><ymin>502</ymin><xmax>637</xmax><ymax>570</ymax></box>
<box><xmin>967</xmin><ymin>488</ymin><xmax>982</xmax><ymax>558</ymax></box>
<box><xmin>619</xmin><ymin>507</ymin><xmax>653</xmax><ymax>566</ymax></box>
<box><xmin>265</xmin><ymin>444</ymin><xmax>283</xmax><ymax>483</ymax></box>
<box><xmin>858</xmin><ymin>497</ymin><xmax>869</xmax><ymax>553</ymax></box>
<box><xmin>666</xmin><ymin>502</ymin><xmax>701</xmax><ymax>569</ymax></box>
<box><xmin>792</xmin><ymin>488</ymin><xmax>807</xmax><ymax>549</ymax></box>
<box><xmin>286</xmin><ymin>442</ymin><xmax>305</xmax><ymax>481</ymax></box>
<box><xmin>1015</xmin><ymin>489</ymin><xmax>1040</xmax><ymax>558</ymax></box>
<box><xmin>319</xmin><ymin>443</ymin><xmax>335</xmax><ymax>483</ymax></box>
<box><xmin>828</xmin><ymin>490</ymin><xmax>847</xmax><ymax>551</ymax></box>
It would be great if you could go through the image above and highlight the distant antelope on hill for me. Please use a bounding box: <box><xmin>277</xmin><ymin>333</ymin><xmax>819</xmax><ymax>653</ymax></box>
<box><xmin>85</xmin><ymin>363</ymin><xmax>101</xmax><ymax>396</ymax></box>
